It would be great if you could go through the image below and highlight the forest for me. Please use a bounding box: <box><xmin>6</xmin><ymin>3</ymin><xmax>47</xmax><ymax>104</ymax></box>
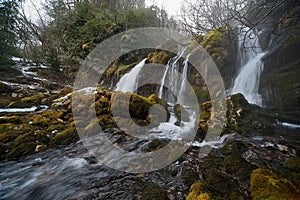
<box><xmin>0</xmin><ymin>0</ymin><xmax>300</xmax><ymax>199</ymax></box>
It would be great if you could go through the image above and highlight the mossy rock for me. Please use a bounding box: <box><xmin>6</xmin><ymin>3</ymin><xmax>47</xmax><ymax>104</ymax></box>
<box><xmin>181</xmin><ymin>168</ymin><xmax>199</xmax><ymax>188</ymax></box>
<box><xmin>0</xmin><ymin>123</ymin><xmax>33</xmax><ymax>143</ymax></box>
<box><xmin>140</xmin><ymin>183</ymin><xmax>168</xmax><ymax>200</ymax></box>
<box><xmin>7</xmin><ymin>94</ymin><xmax>48</xmax><ymax>108</ymax></box>
<box><xmin>31</xmin><ymin>115</ymin><xmax>50</xmax><ymax>127</ymax></box>
<box><xmin>220</xmin><ymin>140</ymin><xmax>250</xmax><ymax>156</ymax></box>
<box><xmin>198</xmin><ymin>93</ymin><xmax>274</xmax><ymax>137</ymax></box>
<box><xmin>223</xmin><ymin>155</ymin><xmax>256</xmax><ymax>181</ymax></box>
<box><xmin>283</xmin><ymin>157</ymin><xmax>300</xmax><ymax>171</ymax></box>
<box><xmin>7</xmin><ymin>132</ymin><xmax>37</xmax><ymax>159</ymax></box>
<box><xmin>0</xmin><ymin>143</ymin><xmax>7</xmax><ymax>159</ymax></box>
<box><xmin>147</xmin><ymin>50</ymin><xmax>174</xmax><ymax>65</ymax></box>
<box><xmin>147</xmin><ymin>139</ymin><xmax>166</xmax><ymax>151</ymax></box>
<box><xmin>0</xmin><ymin>130</ymin><xmax>21</xmax><ymax>143</ymax></box>
<box><xmin>186</xmin><ymin>181</ymin><xmax>211</xmax><ymax>200</ymax></box>
<box><xmin>111</xmin><ymin>92</ymin><xmax>169</xmax><ymax>122</ymax></box>
<box><xmin>42</xmin><ymin>109</ymin><xmax>64</xmax><ymax>119</ymax></box>
<box><xmin>203</xmin><ymin>169</ymin><xmax>245</xmax><ymax>199</ymax></box>
<box><xmin>174</xmin><ymin>104</ymin><xmax>190</xmax><ymax>123</ymax></box>
<box><xmin>47</xmin><ymin>124</ymin><xmax>67</xmax><ymax>132</ymax></box>
<box><xmin>59</xmin><ymin>85</ymin><xmax>73</xmax><ymax>96</ymax></box>
<box><xmin>52</xmin><ymin>127</ymin><xmax>79</xmax><ymax>146</ymax></box>
<box><xmin>250</xmin><ymin>168</ymin><xmax>300</xmax><ymax>200</ymax></box>
<box><xmin>0</xmin><ymin>116</ymin><xmax>21</xmax><ymax>124</ymax></box>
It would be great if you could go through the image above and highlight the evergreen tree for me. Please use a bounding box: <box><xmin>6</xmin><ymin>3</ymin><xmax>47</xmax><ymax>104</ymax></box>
<box><xmin>0</xmin><ymin>0</ymin><xmax>23</xmax><ymax>65</ymax></box>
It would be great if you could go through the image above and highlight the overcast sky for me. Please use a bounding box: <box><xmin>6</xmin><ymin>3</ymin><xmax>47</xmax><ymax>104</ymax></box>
<box><xmin>23</xmin><ymin>0</ymin><xmax>185</xmax><ymax>22</ymax></box>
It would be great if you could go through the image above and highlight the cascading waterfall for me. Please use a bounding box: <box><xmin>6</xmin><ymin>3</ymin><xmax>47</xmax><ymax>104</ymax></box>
<box><xmin>178</xmin><ymin>53</ymin><xmax>191</xmax><ymax>104</ymax></box>
<box><xmin>230</xmin><ymin>27</ymin><xmax>266</xmax><ymax>106</ymax></box>
<box><xmin>158</xmin><ymin>47</ymin><xmax>189</xmax><ymax>103</ymax></box>
<box><xmin>115</xmin><ymin>58</ymin><xmax>147</xmax><ymax>92</ymax></box>
<box><xmin>113</xmin><ymin>47</ymin><xmax>199</xmax><ymax>140</ymax></box>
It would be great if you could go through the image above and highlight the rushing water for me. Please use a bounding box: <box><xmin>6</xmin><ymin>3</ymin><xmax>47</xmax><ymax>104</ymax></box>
<box><xmin>230</xmin><ymin>27</ymin><xmax>266</xmax><ymax>106</ymax></box>
<box><xmin>0</xmin><ymin>138</ymin><xmax>187</xmax><ymax>200</ymax></box>
<box><xmin>115</xmin><ymin>58</ymin><xmax>147</xmax><ymax>93</ymax></box>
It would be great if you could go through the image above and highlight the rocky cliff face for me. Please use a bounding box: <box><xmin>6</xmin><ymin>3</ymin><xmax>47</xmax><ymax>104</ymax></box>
<box><xmin>260</xmin><ymin>3</ymin><xmax>300</xmax><ymax>111</ymax></box>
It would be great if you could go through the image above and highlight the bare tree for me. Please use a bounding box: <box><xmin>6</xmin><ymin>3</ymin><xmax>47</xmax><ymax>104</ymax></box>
<box><xmin>180</xmin><ymin>0</ymin><xmax>249</xmax><ymax>35</ymax></box>
<box><xmin>180</xmin><ymin>0</ymin><xmax>298</xmax><ymax>36</ymax></box>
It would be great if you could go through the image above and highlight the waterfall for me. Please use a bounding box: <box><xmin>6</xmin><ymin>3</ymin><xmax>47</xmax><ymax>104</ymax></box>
<box><xmin>115</xmin><ymin>58</ymin><xmax>147</xmax><ymax>92</ymax></box>
<box><xmin>230</xmin><ymin>27</ymin><xmax>266</xmax><ymax>106</ymax></box>
<box><xmin>158</xmin><ymin>63</ymin><xmax>170</xmax><ymax>98</ymax></box>
<box><xmin>157</xmin><ymin>47</ymin><xmax>189</xmax><ymax>103</ymax></box>
<box><xmin>178</xmin><ymin>53</ymin><xmax>191</xmax><ymax>104</ymax></box>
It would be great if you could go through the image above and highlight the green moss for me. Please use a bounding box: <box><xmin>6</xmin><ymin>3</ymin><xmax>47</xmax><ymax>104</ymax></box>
<box><xmin>147</xmin><ymin>50</ymin><xmax>174</xmax><ymax>65</ymax></box>
<box><xmin>203</xmin><ymin>169</ymin><xmax>245</xmax><ymax>200</ymax></box>
<box><xmin>111</xmin><ymin>92</ymin><xmax>169</xmax><ymax>122</ymax></box>
<box><xmin>0</xmin><ymin>123</ymin><xmax>11</xmax><ymax>132</ymax></box>
<box><xmin>283</xmin><ymin>157</ymin><xmax>300</xmax><ymax>171</ymax></box>
<box><xmin>97</xmin><ymin>115</ymin><xmax>115</xmax><ymax>129</ymax></box>
<box><xmin>141</xmin><ymin>183</ymin><xmax>168</xmax><ymax>200</ymax></box>
<box><xmin>147</xmin><ymin>139</ymin><xmax>166</xmax><ymax>151</ymax></box>
<box><xmin>47</xmin><ymin>124</ymin><xmax>67</xmax><ymax>132</ymax></box>
<box><xmin>0</xmin><ymin>131</ymin><xmax>20</xmax><ymax>143</ymax></box>
<box><xmin>32</xmin><ymin>115</ymin><xmax>50</xmax><ymax>127</ymax></box>
<box><xmin>0</xmin><ymin>123</ymin><xmax>33</xmax><ymax>143</ymax></box>
<box><xmin>223</xmin><ymin>155</ymin><xmax>255</xmax><ymax>181</ymax></box>
<box><xmin>42</xmin><ymin>110</ymin><xmax>64</xmax><ymax>120</ymax></box>
<box><xmin>250</xmin><ymin>168</ymin><xmax>300</xmax><ymax>200</ymax></box>
<box><xmin>0</xmin><ymin>143</ymin><xmax>7</xmax><ymax>159</ymax></box>
<box><xmin>52</xmin><ymin>127</ymin><xmax>79</xmax><ymax>146</ymax></box>
<box><xmin>0</xmin><ymin>116</ymin><xmax>21</xmax><ymax>124</ymax></box>
<box><xmin>186</xmin><ymin>181</ymin><xmax>211</xmax><ymax>200</ymax></box>
<box><xmin>182</xmin><ymin>168</ymin><xmax>199</xmax><ymax>188</ymax></box>
<box><xmin>115</xmin><ymin>62</ymin><xmax>138</xmax><ymax>78</ymax></box>
<box><xmin>7</xmin><ymin>132</ymin><xmax>37</xmax><ymax>159</ymax></box>
<box><xmin>220</xmin><ymin>140</ymin><xmax>250</xmax><ymax>156</ymax></box>
<box><xmin>8</xmin><ymin>94</ymin><xmax>48</xmax><ymax>108</ymax></box>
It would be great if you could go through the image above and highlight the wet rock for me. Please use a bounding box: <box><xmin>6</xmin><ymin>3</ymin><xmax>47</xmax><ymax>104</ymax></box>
<box><xmin>174</xmin><ymin>103</ymin><xmax>189</xmax><ymax>125</ymax></box>
<box><xmin>35</xmin><ymin>144</ymin><xmax>47</xmax><ymax>152</ymax></box>
<box><xmin>0</xmin><ymin>82</ymin><xmax>12</xmax><ymax>93</ymax></box>
<box><xmin>52</xmin><ymin>127</ymin><xmax>79</xmax><ymax>146</ymax></box>
<box><xmin>147</xmin><ymin>139</ymin><xmax>167</xmax><ymax>151</ymax></box>
<box><xmin>181</xmin><ymin>168</ymin><xmax>199</xmax><ymax>188</ymax></box>
<box><xmin>140</xmin><ymin>183</ymin><xmax>168</xmax><ymax>200</ymax></box>
<box><xmin>197</xmin><ymin>93</ymin><xmax>275</xmax><ymax>139</ymax></box>
<box><xmin>7</xmin><ymin>94</ymin><xmax>48</xmax><ymax>108</ymax></box>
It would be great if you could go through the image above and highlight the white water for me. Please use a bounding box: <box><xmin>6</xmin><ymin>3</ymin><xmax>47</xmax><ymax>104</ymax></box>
<box><xmin>158</xmin><ymin>47</ymin><xmax>189</xmax><ymax>103</ymax></box>
<box><xmin>190</xmin><ymin>134</ymin><xmax>234</xmax><ymax>148</ymax></box>
<box><xmin>0</xmin><ymin>105</ymin><xmax>48</xmax><ymax>113</ymax></box>
<box><xmin>230</xmin><ymin>27</ymin><xmax>266</xmax><ymax>106</ymax></box>
<box><xmin>276</xmin><ymin>120</ymin><xmax>300</xmax><ymax>129</ymax></box>
<box><xmin>158</xmin><ymin>63</ymin><xmax>170</xmax><ymax>98</ymax></box>
<box><xmin>178</xmin><ymin>53</ymin><xmax>191</xmax><ymax>104</ymax></box>
<box><xmin>115</xmin><ymin>58</ymin><xmax>147</xmax><ymax>92</ymax></box>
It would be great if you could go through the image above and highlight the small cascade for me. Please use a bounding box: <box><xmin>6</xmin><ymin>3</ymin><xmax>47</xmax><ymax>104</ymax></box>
<box><xmin>230</xmin><ymin>27</ymin><xmax>266</xmax><ymax>106</ymax></box>
<box><xmin>178</xmin><ymin>53</ymin><xmax>191</xmax><ymax>104</ymax></box>
<box><xmin>115</xmin><ymin>58</ymin><xmax>147</xmax><ymax>92</ymax></box>
<box><xmin>158</xmin><ymin>63</ymin><xmax>170</xmax><ymax>98</ymax></box>
<box><xmin>157</xmin><ymin>47</ymin><xmax>190</xmax><ymax>104</ymax></box>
